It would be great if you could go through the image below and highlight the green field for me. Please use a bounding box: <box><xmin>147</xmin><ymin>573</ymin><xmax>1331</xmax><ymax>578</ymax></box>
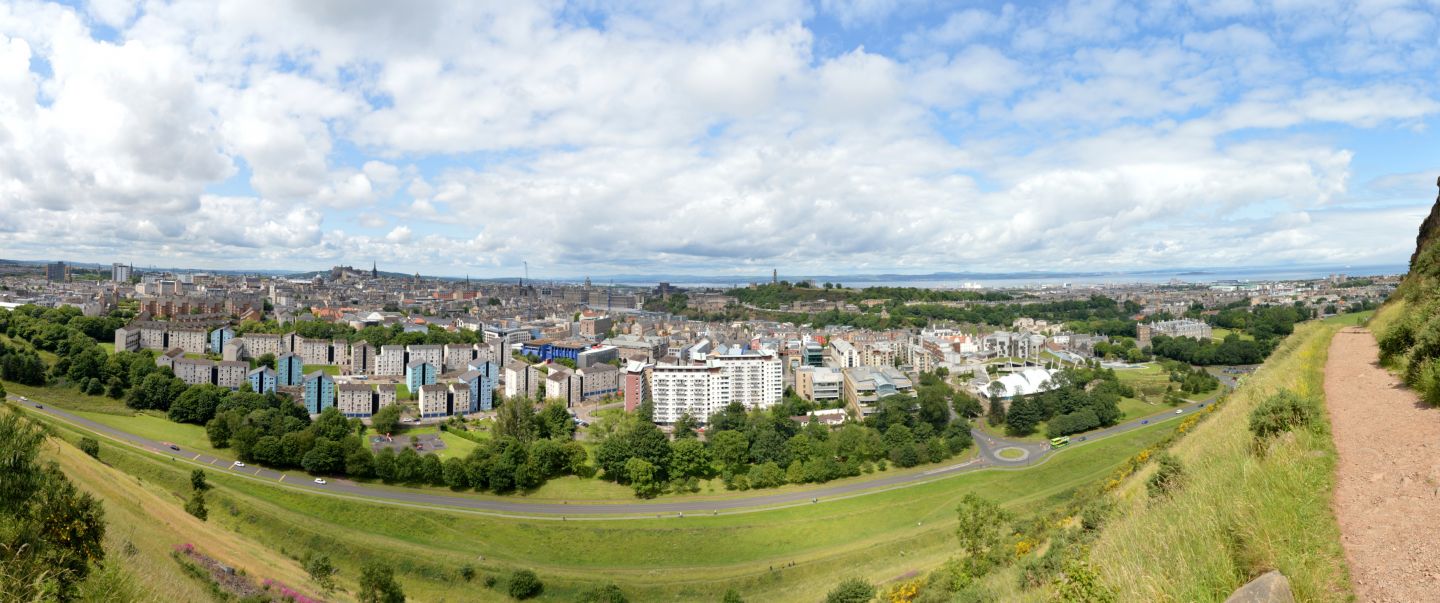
<box><xmin>27</xmin><ymin>404</ymin><xmax>1177</xmax><ymax>601</ymax></box>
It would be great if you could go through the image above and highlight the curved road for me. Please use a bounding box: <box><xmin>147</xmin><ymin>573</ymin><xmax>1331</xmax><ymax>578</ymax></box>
<box><xmin>5</xmin><ymin>383</ymin><xmax>1224</xmax><ymax>518</ymax></box>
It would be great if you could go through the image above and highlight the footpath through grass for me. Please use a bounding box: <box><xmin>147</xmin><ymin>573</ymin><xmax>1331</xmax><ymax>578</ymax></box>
<box><xmin>25</xmin><ymin>403</ymin><xmax>1174</xmax><ymax>602</ymax></box>
<box><xmin>1089</xmin><ymin>318</ymin><xmax>1354</xmax><ymax>601</ymax></box>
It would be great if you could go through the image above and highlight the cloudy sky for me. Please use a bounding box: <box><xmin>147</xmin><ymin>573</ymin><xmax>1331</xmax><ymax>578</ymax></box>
<box><xmin>0</xmin><ymin>0</ymin><xmax>1437</xmax><ymax>278</ymax></box>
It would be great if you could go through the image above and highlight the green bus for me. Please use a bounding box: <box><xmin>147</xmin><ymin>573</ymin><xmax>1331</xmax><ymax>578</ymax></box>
<box><xmin>1050</xmin><ymin>436</ymin><xmax>1070</xmax><ymax>448</ymax></box>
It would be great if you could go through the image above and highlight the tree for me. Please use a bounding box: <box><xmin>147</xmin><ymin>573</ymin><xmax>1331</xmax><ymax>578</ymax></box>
<box><xmin>672</xmin><ymin>413</ymin><xmax>700</xmax><ymax>439</ymax></box>
<box><xmin>986</xmin><ymin>397</ymin><xmax>1006</xmax><ymax>426</ymax></box>
<box><xmin>508</xmin><ymin>569</ymin><xmax>543</xmax><ymax>600</ymax></box>
<box><xmin>0</xmin><ymin>413</ymin><xmax>107</xmax><ymax>601</ymax></box>
<box><xmin>79</xmin><ymin>437</ymin><xmax>100</xmax><ymax>458</ymax></box>
<box><xmin>359</xmin><ymin>561</ymin><xmax>406</xmax><ymax>603</ymax></box>
<box><xmin>1005</xmin><ymin>397</ymin><xmax>1041</xmax><ymax>437</ymax></box>
<box><xmin>668</xmin><ymin>437</ymin><xmax>711</xmax><ymax>480</ymax></box>
<box><xmin>954</xmin><ymin>494</ymin><xmax>1011</xmax><ymax>573</ymax></box>
<box><xmin>255</xmin><ymin>353</ymin><xmax>276</xmax><ymax>369</ymax></box>
<box><xmin>625</xmin><ymin>457</ymin><xmax>661</xmax><ymax>498</ymax></box>
<box><xmin>496</xmin><ymin>398</ymin><xmax>537</xmax><ymax>442</ymax></box>
<box><xmin>710</xmin><ymin>430</ymin><xmax>750</xmax><ymax>472</ymax></box>
<box><xmin>372</xmin><ymin>404</ymin><xmax>403</xmax><ymax>435</ymax></box>
<box><xmin>301</xmin><ymin>438</ymin><xmax>346</xmax><ymax>474</ymax></box>
<box><xmin>190</xmin><ymin>469</ymin><xmax>210</xmax><ymax>493</ymax></box>
<box><xmin>536</xmin><ymin>402</ymin><xmax>574</xmax><ymax>440</ymax></box>
<box><xmin>825</xmin><ymin>578</ymin><xmax>876</xmax><ymax>603</ymax></box>
<box><xmin>304</xmin><ymin>553</ymin><xmax>339</xmax><ymax>596</ymax></box>
<box><xmin>169</xmin><ymin>384</ymin><xmax>227</xmax><ymax>425</ymax></box>
<box><xmin>952</xmin><ymin>392</ymin><xmax>984</xmax><ymax>418</ymax></box>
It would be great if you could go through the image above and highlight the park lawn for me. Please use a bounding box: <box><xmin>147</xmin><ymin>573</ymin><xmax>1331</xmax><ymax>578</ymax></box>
<box><xmin>31</xmin><ymin>405</ymin><xmax>1176</xmax><ymax>602</ymax></box>
<box><xmin>98</xmin><ymin>342</ymin><xmax>115</xmax><ymax>354</ymax></box>
<box><xmin>435</xmin><ymin>431</ymin><xmax>479</xmax><ymax>460</ymax></box>
<box><xmin>76</xmin><ymin>408</ymin><xmax>228</xmax><ymax>458</ymax></box>
<box><xmin>1118</xmin><ymin>396</ymin><xmax>1162</xmax><ymax>422</ymax></box>
<box><xmin>1210</xmin><ymin>327</ymin><xmax>1254</xmax><ymax>341</ymax></box>
<box><xmin>394</xmin><ymin>383</ymin><xmax>411</xmax><ymax>400</ymax></box>
<box><xmin>977</xmin><ymin>417</ymin><xmax>1049</xmax><ymax>443</ymax></box>
<box><xmin>310</xmin><ymin>364</ymin><xmax>341</xmax><ymax>376</ymax></box>
<box><xmin>2</xmin><ymin>380</ymin><xmax>134</xmax><ymax>414</ymax></box>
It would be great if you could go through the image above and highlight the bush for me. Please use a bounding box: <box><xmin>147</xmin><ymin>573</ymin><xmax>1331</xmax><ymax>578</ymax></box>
<box><xmin>508</xmin><ymin>569</ymin><xmax>542</xmax><ymax>600</ymax></box>
<box><xmin>79</xmin><ymin>437</ymin><xmax>100</xmax><ymax>458</ymax></box>
<box><xmin>1419</xmin><ymin>358</ymin><xmax>1440</xmax><ymax>407</ymax></box>
<box><xmin>1247</xmin><ymin>391</ymin><xmax>1316</xmax><ymax>440</ymax></box>
<box><xmin>577</xmin><ymin>583</ymin><xmax>628</xmax><ymax>602</ymax></box>
<box><xmin>1145</xmin><ymin>453</ymin><xmax>1185</xmax><ymax>499</ymax></box>
<box><xmin>825</xmin><ymin>577</ymin><xmax>876</xmax><ymax>603</ymax></box>
<box><xmin>1376</xmin><ymin>318</ymin><xmax>1411</xmax><ymax>365</ymax></box>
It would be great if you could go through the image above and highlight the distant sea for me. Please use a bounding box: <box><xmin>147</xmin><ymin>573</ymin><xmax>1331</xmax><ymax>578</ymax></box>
<box><xmin>600</xmin><ymin>264</ymin><xmax>1408</xmax><ymax>290</ymax></box>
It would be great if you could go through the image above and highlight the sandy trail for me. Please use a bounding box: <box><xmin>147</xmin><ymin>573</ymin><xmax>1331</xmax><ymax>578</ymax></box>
<box><xmin>1325</xmin><ymin>327</ymin><xmax>1440</xmax><ymax>602</ymax></box>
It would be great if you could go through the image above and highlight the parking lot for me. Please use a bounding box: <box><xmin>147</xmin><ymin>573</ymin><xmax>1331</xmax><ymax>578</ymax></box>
<box><xmin>369</xmin><ymin>433</ymin><xmax>446</xmax><ymax>455</ymax></box>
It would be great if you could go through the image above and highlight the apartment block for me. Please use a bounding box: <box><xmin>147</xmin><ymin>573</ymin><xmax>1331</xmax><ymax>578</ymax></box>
<box><xmin>337</xmin><ymin>384</ymin><xmax>375</xmax><ymax>418</ymax></box>
<box><xmin>248</xmin><ymin>366</ymin><xmax>277</xmax><ymax>394</ymax></box>
<box><xmin>277</xmin><ymin>353</ymin><xmax>304</xmax><ymax>387</ymax></box>
<box><xmin>303</xmin><ymin>371</ymin><xmax>335</xmax><ymax>415</ymax></box>
<box><xmin>216</xmin><ymin>360</ymin><xmax>248</xmax><ymax>389</ymax></box>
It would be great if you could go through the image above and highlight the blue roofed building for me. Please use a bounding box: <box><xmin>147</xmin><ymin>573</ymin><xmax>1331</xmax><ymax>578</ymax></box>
<box><xmin>458</xmin><ymin>361</ymin><xmax>499</xmax><ymax>412</ymax></box>
<box><xmin>209</xmin><ymin>326</ymin><xmax>235</xmax><ymax>355</ymax></box>
<box><xmin>405</xmin><ymin>360</ymin><xmax>437</xmax><ymax>392</ymax></box>
<box><xmin>277</xmin><ymin>353</ymin><xmax>303</xmax><ymax>386</ymax></box>
<box><xmin>303</xmin><ymin>371</ymin><xmax>335</xmax><ymax>415</ymax></box>
<box><xmin>247</xmin><ymin>365</ymin><xmax>276</xmax><ymax>395</ymax></box>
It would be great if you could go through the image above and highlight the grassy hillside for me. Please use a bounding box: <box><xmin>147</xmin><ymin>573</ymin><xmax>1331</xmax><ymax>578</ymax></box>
<box><xmin>24</xmin><ymin>403</ymin><xmax>1176</xmax><ymax>601</ymax></box>
<box><xmin>15</xmin><ymin>409</ymin><xmax>324</xmax><ymax>602</ymax></box>
<box><xmin>1086</xmin><ymin>316</ymin><xmax>1356</xmax><ymax>601</ymax></box>
<box><xmin>1372</xmin><ymin>180</ymin><xmax>1440</xmax><ymax>401</ymax></box>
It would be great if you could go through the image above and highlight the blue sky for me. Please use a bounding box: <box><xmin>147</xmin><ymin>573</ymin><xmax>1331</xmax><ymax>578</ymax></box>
<box><xmin>0</xmin><ymin>0</ymin><xmax>1436</xmax><ymax>278</ymax></box>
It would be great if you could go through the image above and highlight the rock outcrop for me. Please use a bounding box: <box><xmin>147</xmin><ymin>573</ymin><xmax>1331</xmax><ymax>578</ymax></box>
<box><xmin>1410</xmin><ymin>176</ymin><xmax>1440</xmax><ymax>269</ymax></box>
<box><xmin>1223</xmin><ymin>570</ymin><xmax>1294</xmax><ymax>603</ymax></box>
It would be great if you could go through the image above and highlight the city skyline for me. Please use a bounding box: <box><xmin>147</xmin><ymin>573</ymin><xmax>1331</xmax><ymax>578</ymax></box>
<box><xmin>1</xmin><ymin>1</ymin><xmax>1437</xmax><ymax>276</ymax></box>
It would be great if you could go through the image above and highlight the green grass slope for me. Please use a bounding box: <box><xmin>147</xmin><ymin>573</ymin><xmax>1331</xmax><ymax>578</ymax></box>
<box><xmin>1087</xmin><ymin>316</ymin><xmax>1355</xmax><ymax>601</ymax></box>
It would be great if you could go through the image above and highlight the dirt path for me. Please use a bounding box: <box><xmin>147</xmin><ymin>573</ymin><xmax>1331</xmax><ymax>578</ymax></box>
<box><xmin>1325</xmin><ymin>327</ymin><xmax>1440</xmax><ymax>602</ymax></box>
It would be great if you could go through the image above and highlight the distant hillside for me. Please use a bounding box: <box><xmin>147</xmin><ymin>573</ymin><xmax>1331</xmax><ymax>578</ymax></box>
<box><xmin>1372</xmin><ymin>176</ymin><xmax>1440</xmax><ymax>403</ymax></box>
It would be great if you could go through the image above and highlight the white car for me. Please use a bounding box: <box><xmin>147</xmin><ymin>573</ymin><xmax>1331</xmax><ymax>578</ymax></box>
<box><xmin>233</xmin><ymin>461</ymin><xmax>246</xmax><ymax>468</ymax></box>
<box><xmin>313</xmin><ymin>478</ymin><xmax>327</xmax><ymax>485</ymax></box>
<box><xmin>1175</xmin><ymin>409</ymin><xmax>1184</xmax><ymax>414</ymax></box>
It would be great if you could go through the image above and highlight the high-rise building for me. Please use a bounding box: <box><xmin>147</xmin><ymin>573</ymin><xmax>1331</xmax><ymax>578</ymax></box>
<box><xmin>46</xmin><ymin>262</ymin><xmax>68</xmax><ymax>283</ymax></box>
<box><xmin>648</xmin><ymin>345</ymin><xmax>782</xmax><ymax>424</ymax></box>
<box><xmin>112</xmin><ymin>263</ymin><xmax>133</xmax><ymax>282</ymax></box>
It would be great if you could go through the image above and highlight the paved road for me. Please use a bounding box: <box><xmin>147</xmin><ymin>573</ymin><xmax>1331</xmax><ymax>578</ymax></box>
<box><xmin>5</xmin><ymin>385</ymin><xmax>1222</xmax><ymax>518</ymax></box>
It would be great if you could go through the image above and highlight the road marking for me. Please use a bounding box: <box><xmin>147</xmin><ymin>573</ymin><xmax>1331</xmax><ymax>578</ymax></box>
<box><xmin>279</xmin><ymin>474</ymin><xmax>286</xmax><ymax>482</ymax></box>
<box><xmin>210</xmin><ymin>457</ymin><xmax>217</xmax><ymax>465</ymax></box>
<box><xmin>192</xmin><ymin>453</ymin><xmax>201</xmax><ymax>460</ymax></box>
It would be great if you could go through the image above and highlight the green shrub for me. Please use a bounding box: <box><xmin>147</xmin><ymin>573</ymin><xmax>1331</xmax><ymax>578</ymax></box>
<box><xmin>826</xmin><ymin>578</ymin><xmax>876</xmax><ymax>603</ymax></box>
<box><xmin>79</xmin><ymin>437</ymin><xmax>100</xmax><ymax>458</ymax></box>
<box><xmin>1419</xmin><ymin>359</ymin><xmax>1440</xmax><ymax>407</ymax></box>
<box><xmin>1377</xmin><ymin>319</ymin><xmax>1415</xmax><ymax>363</ymax></box>
<box><xmin>508</xmin><ymin>569</ymin><xmax>542</xmax><ymax>600</ymax></box>
<box><xmin>1247</xmin><ymin>391</ymin><xmax>1316</xmax><ymax>440</ymax></box>
<box><xmin>1145</xmin><ymin>453</ymin><xmax>1186</xmax><ymax>499</ymax></box>
<box><xmin>577</xmin><ymin>583</ymin><xmax>628</xmax><ymax>602</ymax></box>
